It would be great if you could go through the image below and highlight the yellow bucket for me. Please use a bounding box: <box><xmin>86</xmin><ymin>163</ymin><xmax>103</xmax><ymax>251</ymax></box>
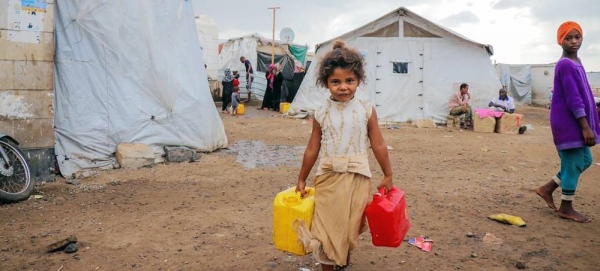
<box><xmin>280</xmin><ymin>102</ymin><xmax>291</xmax><ymax>114</ymax></box>
<box><xmin>273</xmin><ymin>186</ymin><xmax>315</xmax><ymax>255</ymax></box>
<box><xmin>236</xmin><ymin>104</ymin><xmax>245</xmax><ymax>115</ymax></box>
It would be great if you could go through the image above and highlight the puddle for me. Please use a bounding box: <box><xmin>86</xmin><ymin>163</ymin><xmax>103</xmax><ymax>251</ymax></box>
<box><xmin>226</xmin><ymin>140</ymin><xmax>306</xmax><ymax>169</ymax></box>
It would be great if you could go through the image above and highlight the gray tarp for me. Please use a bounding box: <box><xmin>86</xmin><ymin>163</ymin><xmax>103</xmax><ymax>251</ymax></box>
<box><xmin>498</xmin><ymin>64</ymin><xmax>532</xmax><ymax>104</ymax></box>
<box><xmin>54</xmin><ymin>0</ymin><xmax>228</xmax><ymax>176</ymax></box>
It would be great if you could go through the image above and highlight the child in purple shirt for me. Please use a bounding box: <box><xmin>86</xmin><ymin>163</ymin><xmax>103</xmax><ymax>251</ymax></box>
<box><xmin>536</xmin><ymin>21</ymin><xmax>599</xmax><ymax>223</ymax></box>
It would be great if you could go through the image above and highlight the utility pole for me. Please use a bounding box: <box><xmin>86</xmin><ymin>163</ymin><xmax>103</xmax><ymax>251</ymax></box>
<box><xmin>268</xmin><ymin>7</ymin><xmax>280</xmax><ymax>64</ymax></box>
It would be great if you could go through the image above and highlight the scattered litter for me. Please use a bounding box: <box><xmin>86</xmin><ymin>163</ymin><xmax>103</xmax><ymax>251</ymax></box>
<box><xmin>481</xmin><ymin>146</ymin><xmax>489</xmax><ymax>152</ymax></box>
<box><xmin>408</xmin><ymin>236</ymin><xmax>433</xmax><ymax>252</ymax></box>
<box><xmin>488</xmin><ymin>213</ymin><xmax>526</xmax><ymax>227</ymax></box>
<box><xmin>482</xmin><ymin>233</ymin><xmax>503</xmax><ymax>245</ymax></box>
<box><xmin>500</xmin><ymin>150</ymin><xmax>508</xmax><ymax>153</ymax></box>
<box><xmin>301</xmin><ymin>120</ymin><xmax>307</xmax><ymax>125</ymax></box>
<box><xmin>64</xmin><ymin>243</ymin><xmax>78</xmax><ymax>253</ymax></box>
<box><xmin>476</xmin><ymin>136</ymin><xmax>483</xmax><ymax>139</ymax></box>
<box><xmin>466</xmin><ymin>232</ymin><xmax>475</xmax><ymax>238</ymax></box>
<box><xmin>299</xmin><ymin>268</ymin><xmax>311</xmax><ymax>271</ymax></box>
<box><xmin>386</xmin><ymin>145</ymin><xmax>394</xmax><ymax>150</ymax></box>
<box><xmin>595</xmin><ymin>163</ymin><xmax>600</xmax><ymax>166</ymax></box>
<box><xmin>46</xmin><ymin>236</ymin><xmax>78</xmax><ymax>253</ymax></box>
<box><xmin>443</xmin><ymin>135</ymin><xmax>453</xmax><ymax>138</ymax></box>
<box><xmin>33</xmin><ymin>195</ymin><xmax>44</xmax><ymax>199</ymax></box>
<box><xmin>387</xmin><ymin>125</ymin><xmax>400</xmax><ymax>130</ymax></box>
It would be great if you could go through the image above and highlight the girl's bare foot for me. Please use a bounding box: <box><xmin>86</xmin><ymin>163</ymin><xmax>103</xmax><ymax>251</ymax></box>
<box><xmin>558</xmin><ymin>201</ymin><xmax>592</xmax><ymax>223</ymax></box>
<box><xmin>535</xmin><ymin>186</ymin><xmax>557</xmax><ymax>210</ymax></box>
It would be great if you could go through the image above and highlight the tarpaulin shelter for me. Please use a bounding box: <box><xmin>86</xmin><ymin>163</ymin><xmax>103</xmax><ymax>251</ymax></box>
<box><xmin>218</xmin><ymin>33</ymin><xmax>308</xmax><ymax>101</ymax></box>
<box><xmin>53</xmin><ymin>0</ymin><xmax>228</xmax><ymax>176</ymax></box>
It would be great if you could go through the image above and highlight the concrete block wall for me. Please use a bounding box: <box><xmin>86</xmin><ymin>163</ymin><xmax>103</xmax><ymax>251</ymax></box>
<box><xmin>0</xmin><ymin>0</ymin><xmax>55</xmax><ymax>181</ymax></box>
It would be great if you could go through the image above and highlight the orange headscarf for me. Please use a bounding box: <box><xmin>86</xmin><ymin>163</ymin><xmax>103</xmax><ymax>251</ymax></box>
<box><xmin>557</xmin><ymin>21</ymin><xmax>582</xmax><ymax>45</ymax></box>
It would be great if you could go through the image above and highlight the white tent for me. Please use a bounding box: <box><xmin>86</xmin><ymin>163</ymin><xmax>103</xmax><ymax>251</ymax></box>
<box><xmin>291</xmin><ymin>7</ymin><xmax>502</xmax><ymax>123</ymax></box>
<box><xmin>218</xmin><ymin>33</ymin><xmax>307</xmax><ymax>101</ymax></box>
<box><xmin>195</xmin><ymin>14</ymin><xmax>220</xmax><ymax>80</ymax></box>
<box><xmin>54</xmin><ymin>0</ymin><xmax>228</xmax><ymax>176</ymax></box>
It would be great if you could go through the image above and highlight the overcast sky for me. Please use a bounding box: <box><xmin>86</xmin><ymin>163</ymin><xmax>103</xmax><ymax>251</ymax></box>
<box><xmin>192</xmin><ymin>0</ymin><xmax>600</xmax><ymax>71</ymax></box>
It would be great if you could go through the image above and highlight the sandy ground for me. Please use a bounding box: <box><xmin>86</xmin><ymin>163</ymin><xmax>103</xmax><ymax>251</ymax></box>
<box><xmin>1</xmin><ymin>105</ymin><xmax>600</xmax><ymax>271</ymax></box>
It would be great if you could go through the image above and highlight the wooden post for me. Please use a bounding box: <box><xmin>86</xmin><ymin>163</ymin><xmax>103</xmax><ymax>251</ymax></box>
<box><xmin>268</xmin><ymin>7</ymin><xmax>280</xmax><ymax>64</ymax></box>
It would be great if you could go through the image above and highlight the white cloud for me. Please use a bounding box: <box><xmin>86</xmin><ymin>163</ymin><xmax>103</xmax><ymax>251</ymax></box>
<box><xmin>193</xmin><ymin>0</ymin><xmax>600</xmax><ymax>71</ymax></box>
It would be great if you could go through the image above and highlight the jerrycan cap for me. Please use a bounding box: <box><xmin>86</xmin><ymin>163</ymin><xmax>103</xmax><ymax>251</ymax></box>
<box><xmin>284</xmin><ymin>193</ymin><xmax>303</xmax><ymax>206</ymax></box>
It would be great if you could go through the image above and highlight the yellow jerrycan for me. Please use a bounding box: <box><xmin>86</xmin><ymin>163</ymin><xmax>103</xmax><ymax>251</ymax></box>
<box><xmin>280</xmin><ymin>102</ymin><xmax>291</xmax><ymax>114</ymax></box>
<box><xmin>273</xmin><ymin>186</ymin><xmax>315</xmax><ymax>255</ymax></box>
<box><xmin>236</xmin><ymin>104</ymin><xmax>245</xmax><ymax>115</ymax></box>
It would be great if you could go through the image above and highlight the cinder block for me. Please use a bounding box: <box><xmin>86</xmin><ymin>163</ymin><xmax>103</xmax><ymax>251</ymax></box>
<box><xmin>0</xmin><ymin>60</ymin><xmax>15</xmax><ymax>89</ymax></box>
<box><xmin>0</xmin><ymin>90</ymin><xmax>53</xmax><ymax>119</ymax></box>
<box><xmin>12</xmin><ymin>118</ymin><xmax>54</xmax><ymax>148</ymax></box>
<box><xmin>414</xmin><ymin>119</ymin><xmax>437</xmax><ymax>128</ymax></box>
<box><xmin>0</xmin><ymin>30</ymin><xmax>54</xmax><ymax>61</ymax></box>
<box><xmin>13</xmin><ymin>60</ymin><xmax>53</xmax><ymax>90</ymax></box>
<box><xmin>116</xmin><ymin>143</ymin><xmax>155</xmax><ymax>169</ymax></box>
<box><xmin>495</xmin><ymin>113</ymin><xmax>523</xmax><ymax>134</ymax></box>
<box><xmin>473</xmin><ymin>112</ymin><xmax>496</xmax><ymax>133</ymax></box>
<box><xmin>0</xmin><ymin>119</ymin><xmax>15</xmax><ymax>137</ymax></box>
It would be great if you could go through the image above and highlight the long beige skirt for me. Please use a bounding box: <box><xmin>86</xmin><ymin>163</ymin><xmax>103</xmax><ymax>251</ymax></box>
<box><xmin>295</xmin><ymin>172</ymin><xmax>371</xmax><ymax>266</ymax></box>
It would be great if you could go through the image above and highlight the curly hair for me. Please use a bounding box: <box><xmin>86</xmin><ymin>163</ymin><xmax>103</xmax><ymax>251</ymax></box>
<box><xmin>316</xmin><ymin>40</ymin><xmax>366</xmax><ymax>88</ymax></box>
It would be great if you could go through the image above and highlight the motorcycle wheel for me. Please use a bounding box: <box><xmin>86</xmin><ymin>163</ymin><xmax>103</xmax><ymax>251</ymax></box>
<box><xmin>0</xmin><ymin>138</ymin><xmax>33</xmax><ymax>203</ymax></box>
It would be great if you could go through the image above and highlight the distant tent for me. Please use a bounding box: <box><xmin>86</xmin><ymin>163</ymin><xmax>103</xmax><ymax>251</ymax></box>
<box><xmin>291</xmin><ymin>7</ymin><xmax>502</xmax><ymax>123</ymax></box>
<box><xmin>218</xmin><ymin>33</ymin><xmax>308</xmax><ymax>101</ymax></box>
<box><xmin>54</xmin><ymin>0</ymin><xmax>228</xmax><ymax>176</ymax></box>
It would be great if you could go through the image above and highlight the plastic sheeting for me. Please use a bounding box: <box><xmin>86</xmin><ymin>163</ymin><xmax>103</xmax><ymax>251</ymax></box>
<box><xmin>498</xmin><ymin>64</ymin><xmax>532</xmax><ymax>104</ymax></box>
<box><xmin>53</xmin><ymin>0</ymin><xmax>228</xmax><ymax>176</ymax></box>
<box><xmin>289</xmin><ymin>45</ymin><xmax>308</xmax><ymax>64</ymax></box>
<box><xmin>218</xmin><ymin>33</ymin><xmax>307</xmax><ymax>101</ymax></box>
<box><xmin>290</xmin><ymin>9</ymin><xmax>501</xmax><ymax>123</ymax></box>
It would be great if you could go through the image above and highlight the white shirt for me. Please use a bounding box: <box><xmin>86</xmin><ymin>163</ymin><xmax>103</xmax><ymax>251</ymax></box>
<box><xmin>490</xmin><ymin>96</ymin><xmax>515</xmax><ymax>112</ymax></box>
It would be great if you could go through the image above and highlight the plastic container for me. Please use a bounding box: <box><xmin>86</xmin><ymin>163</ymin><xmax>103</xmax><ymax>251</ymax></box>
<box><xmin>273</xmin><ymin>186</ymin><xmax>315</xmax><ymax>255</ymax></box>
<box><xmin>236</xmin><ymin>104</ymin><xmax>245</xmax><ymax>115</ymax></box>
<box><xmin>280</xmin><ymin>102</ymin><xmax>291</xmax><ymax>114</ymax></box>
<box><xmin>365</xmin><ymin>186</ymin><xmax>410</xmax><ymax>247</ymax></box>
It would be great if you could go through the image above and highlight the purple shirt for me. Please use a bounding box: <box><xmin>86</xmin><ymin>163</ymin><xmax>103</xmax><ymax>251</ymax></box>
<box><xmin>550</xmin><ymin>58</ymin><xmax>600</xmax><ymax>150</ymax></box>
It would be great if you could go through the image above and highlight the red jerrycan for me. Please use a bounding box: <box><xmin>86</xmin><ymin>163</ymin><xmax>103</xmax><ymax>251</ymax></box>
<box><xmin>365</xmin><ymin>186</ymin><xmax>410</xmax><ymax>247</ymax></box>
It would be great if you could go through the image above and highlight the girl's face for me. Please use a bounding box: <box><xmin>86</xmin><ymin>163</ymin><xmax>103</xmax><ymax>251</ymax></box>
<box><xmin>327</xmin><ymin>68</ymin><xmax>359</xmax><ymax>102</ymax></box>
<box><xmin>561</xmin><ymin>29</ymin><xmax>582</xmax><ymax>53</ymax></box>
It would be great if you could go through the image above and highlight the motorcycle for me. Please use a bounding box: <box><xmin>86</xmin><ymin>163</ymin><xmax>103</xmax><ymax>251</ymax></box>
<box><xmin>0</xmin><ymin>133</ymin><xmax>33</xmax><ymax>203</ymax></box>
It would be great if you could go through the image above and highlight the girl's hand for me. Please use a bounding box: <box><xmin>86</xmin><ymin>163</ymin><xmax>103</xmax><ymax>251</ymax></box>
<box><xmin>295</xmin><ymin>180</ymin><xmax>308</xmax><ymax>198</ymax></box>
<box><xmin>582</xmin><ymin>127</ymin><xmax>596</xmax><ymax>146</ymax></box>
<box><xmin>376</xmin><ymin>176</ymin><xmax>393</xmax><ymax>194</ymax></box>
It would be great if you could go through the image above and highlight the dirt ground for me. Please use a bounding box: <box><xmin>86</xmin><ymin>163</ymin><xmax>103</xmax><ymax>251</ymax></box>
<box><xmin>1</xmin><ymin>105</ymin><xmax>600</xmax><ymax>271</ymax></box>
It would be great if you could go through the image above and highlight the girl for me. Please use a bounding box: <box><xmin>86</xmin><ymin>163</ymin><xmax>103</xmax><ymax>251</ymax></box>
<box><xmin>221</xmin><ymin>69</ymin><xmax>234</xmax><ymax>113</ymax></box>
<box><xmin>536</xmin><ymin>21</ymin><xmax>599</xmax><ymax>223</ymax></box>
<box><xmin>295</xmin><ymin>40</ymin><xmax>393</xmax><ymax>270</ymax></box>
<box><xmin>231</xmin><ymin>86</ymin><xmax>241</xmax><ymax>116</ymax></box>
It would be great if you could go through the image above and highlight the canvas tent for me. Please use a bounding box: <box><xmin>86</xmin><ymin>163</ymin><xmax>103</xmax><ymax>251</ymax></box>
<box><xmin>496</xmin><ymin>63</ymin><xmax>558</xmax><ymax>105</ymax></box>
<box><xmin>218</xmin><ymin>33</ymin><xmax>308</xmax><ymax>101</ymax></box>
<box><xmin>54</xmin><ymin>0</ymin><xmax>228</xmax><ymax>176</ymax></box>
<box><xmin>290</xmin><ymin>7</ymin><xmax>502</xmax><ymax>123</ymax></box>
